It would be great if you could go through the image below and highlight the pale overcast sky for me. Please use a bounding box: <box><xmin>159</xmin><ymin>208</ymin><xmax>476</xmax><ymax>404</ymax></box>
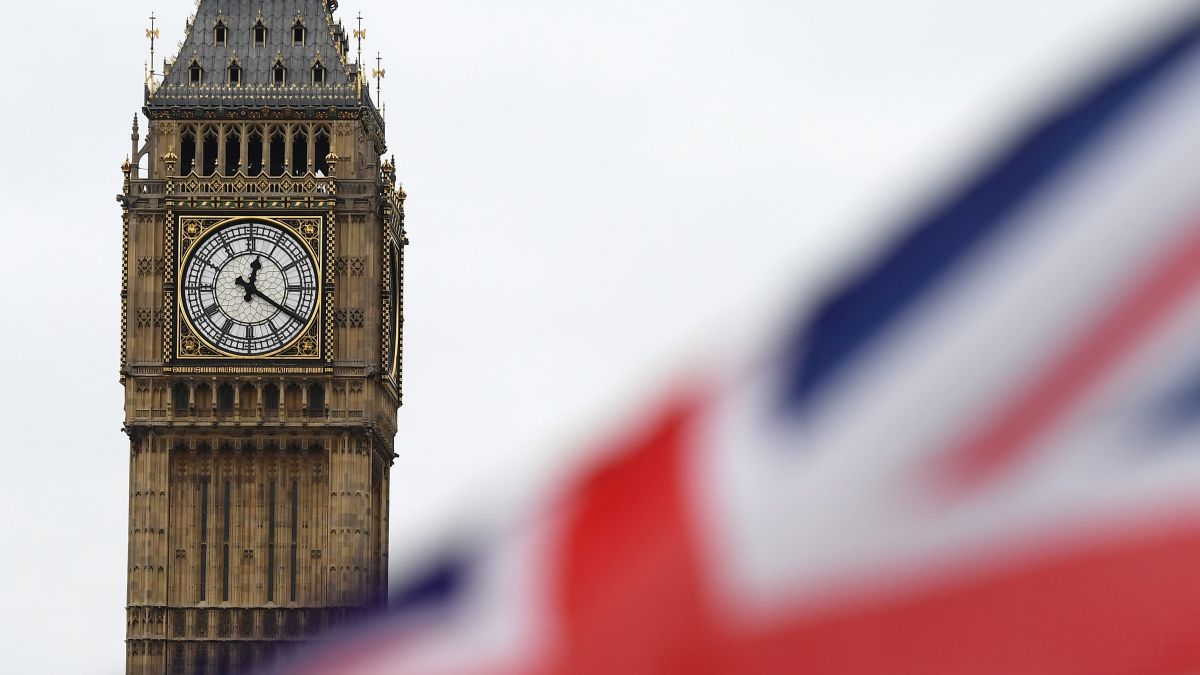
<box><xmin>0</xmin><ymin>1</ymin><xmax>1194</xmax><ymax>672</ymax></box>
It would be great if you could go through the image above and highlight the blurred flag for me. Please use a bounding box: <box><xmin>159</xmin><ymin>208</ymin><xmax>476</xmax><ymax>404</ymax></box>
<box><xmin>282</xmin><ymin>10</ymin><xmax>1200</xmax><ymax>675</ymax></box>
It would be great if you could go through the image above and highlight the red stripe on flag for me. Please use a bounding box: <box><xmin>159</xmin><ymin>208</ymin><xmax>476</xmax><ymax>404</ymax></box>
<box><xmin>737</xmin><ymin>514</ymin><xmax>1200</xmax><ymax>675</ymax></box>
<box><xmin>554</xmin><ymin>392</ymin><xmax>725</xmax><ymax>675</ymax></box>
<box><xmin>551</xmin><ymin>392</ymin><xmax>1200</xmax><ymax>675</ymax></box>
<box><xmin>940</xmin><ymin>220</ymin><xmax>1200</xmax><ymax>492</ymax></box>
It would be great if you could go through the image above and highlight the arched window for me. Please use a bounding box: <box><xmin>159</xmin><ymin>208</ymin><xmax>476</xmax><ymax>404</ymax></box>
<box><xmin>272</xmin><ymin>60</ymin><xmax>287</xmax><ymax>86</ymax></box>
<box><xmin>247</xmin><ymin>127</ymin><xmax>264</xmax><ymax>176</ymax></box>
<box><xmin>239</xmin><ymin>384</ymin><xmax>257</xmax><ymax>415</ymax></box>
<box><xmin>223</xmin><ymin>126</ymin><xmax>241</xmax><ymax>176</ymax></box>
<box><xmin>202</xmin><ymin>128</ymin><xmax>219</xmax><ymax>177</ymax></box>
<box><xmin>292</xmin><ymin>20</ymin><xmax>306</xmax><ymax>46</ymax></box>
<box><xmin>214</xmin><ymin>20</ymin><xmax>228</xmax><ymax>46</ymax></box>
<box><xmin>291</xmin><ymin>126</ymin><xmax>308</xmax><ymax>175</ymax></box>
<box><xmin>179</xmin><ymin>127</ymin><xmax>197</xmax><ymax>175</ymax></box>
<box><xmin>217</xmin><ymin>384</ymin><xmax>235</xmax><ymax>411</ymax></box>
<box><xmin>189</xmin><ymin>60</ymin><xmax>204</xmax><ymax>85</ymax></box>
<box><xmin>314</xmin><ymin>126</ymin><xmax>331</xmax><ymax>175</ymax></box>
<box><xmin>284</xmin><ymin>384</ymin><xmax>303</xmax><ymax>416</ymax></box>
<box><xmin>194</xmin><ymin>384</ymin><xmax>212</xmax><ymax>412</ymax></box>
<box><xmin>173</xmin><ymin>383</ymin><xmax>190</xmax><ymax>412</ymax></box>
<box><xmin>311</xmin><ymin>60</ymin><xmax>326</xmax><ymax>85</ymax></box>
<box><xmin>307</xmin><ymin>384</ymin><xmax>325</xmax><ymax>415</ymax></box>
<box><xmin>263</xmin><ymin>383</ymin><xmax>280</xmax><ymax>411</ymax></box>
<box><xmin>253</xmin><ymin>20</ymin><xmax>268</xmax><ymax>46</ymax></box>
<box><xmin>268</xmin><ymin>127</ymin><xmax>286</xmax><ymax>177</ymax></box>
<box><xmin>227</xmin><ymin>60</ymin><xmax>242</xmax><ymax>86</ymax></box>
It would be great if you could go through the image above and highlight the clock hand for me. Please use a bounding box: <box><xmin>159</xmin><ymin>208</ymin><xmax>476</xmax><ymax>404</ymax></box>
<box><xmin>234</xmin><ymin>275</ymin><xmax>255</xmax><ymax>302</ymax></box>
<box><xmin>234</xmin><ymin>257</ymin><xmax>264</xmax><ymax>302</ymax></box>
<box><xmin>248</xmin><ymin>286</ymin><xmax>306</xmax><ymax>323</ymax></box>
<box><xmin>248</xmin><ymin>257</ymin><xmax>262</xmax><ymax>286</ymax></box>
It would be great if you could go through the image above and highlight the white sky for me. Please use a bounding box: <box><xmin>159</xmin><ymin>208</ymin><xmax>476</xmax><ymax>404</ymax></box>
<box><xmin>0</xmin><ymin>1</ymin><xmax>1193</xmax><ymax>672</ymax></box>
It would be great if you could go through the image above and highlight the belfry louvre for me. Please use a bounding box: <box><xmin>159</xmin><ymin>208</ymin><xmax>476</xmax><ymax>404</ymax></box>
<box><xmin>119</xmin><ymin>1</ymin><xmax>406</xmax><ymax>672</ymax></box>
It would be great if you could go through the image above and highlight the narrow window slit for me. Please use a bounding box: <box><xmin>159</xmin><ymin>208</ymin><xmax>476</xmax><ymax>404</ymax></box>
<box><xmin>199</xmin><ymin>477</ymin><xmax>209</xmax><ymax>602</ymax></box>
<box><xmin>290</xmin><ymin>481</ymin><xmax>299</xmax><ymax>602</ymax></box>
<box><xmin>268</xmin><ymin>481</ymin><xmax>276</xmax><ymax>602</ymax></box>
<box><xmin>222</xmin><ymin>480</ymin><xmax>231</xmax><ymax>602</ymax></box>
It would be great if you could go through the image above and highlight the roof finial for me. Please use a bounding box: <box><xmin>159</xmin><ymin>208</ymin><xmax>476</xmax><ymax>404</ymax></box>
<box><xmin>146</xmin><ymin>12</ymin><xmax>160</xmax><ymax>95</ymax></box>
<box><xmin>373</xmin><ymin>52</ymin><xmax>386</xmax><ymax>107</ymax></box>
<box><xmin>354</xmin><ymin>13</ymin><xmax>366</xmax><ymax>98</ymax></box>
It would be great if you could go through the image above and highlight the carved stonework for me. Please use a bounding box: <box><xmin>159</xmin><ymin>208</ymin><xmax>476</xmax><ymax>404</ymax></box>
<box><xmin>123</xmin><ymin>2</ymin><xmax>400</xmax><ymax>673</ymax></box>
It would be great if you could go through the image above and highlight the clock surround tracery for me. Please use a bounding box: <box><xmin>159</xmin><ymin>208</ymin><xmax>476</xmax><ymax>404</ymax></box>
<box><xmin>172</xmin><ymin>215</ymin><xmax>326</xmax><ymax>361</ymax></box>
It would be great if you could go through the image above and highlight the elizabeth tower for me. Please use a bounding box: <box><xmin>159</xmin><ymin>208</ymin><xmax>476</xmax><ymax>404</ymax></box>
<box><xmin>118</xmin><ymin>1</ymin><xmax>405</xmax><ymax>672</ymax></box>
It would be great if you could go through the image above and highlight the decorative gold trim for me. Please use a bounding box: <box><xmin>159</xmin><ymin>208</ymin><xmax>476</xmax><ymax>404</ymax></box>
<box><xmin>174</xmin><ymin>215</ymin><xmax>325</xmax><ymax>360</ymax></box>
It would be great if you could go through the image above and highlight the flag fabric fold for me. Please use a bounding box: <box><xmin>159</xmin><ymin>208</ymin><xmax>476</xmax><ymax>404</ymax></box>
<box><xmin>283</xmin><ymin>9</ymin><xmax>1200</xmax><ymax>674</ymax></box>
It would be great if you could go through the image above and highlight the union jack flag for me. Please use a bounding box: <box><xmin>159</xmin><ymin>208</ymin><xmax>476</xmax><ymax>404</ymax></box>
<box><xmin>278</xmin><ymin>10</ymin><xmax>1200</xmax><ymax>674</ymax></box>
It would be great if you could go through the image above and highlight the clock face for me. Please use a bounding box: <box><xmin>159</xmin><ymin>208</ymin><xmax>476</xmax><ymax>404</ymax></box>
<box><xmin>180</xmin><ymin>220</ymin><xmax>319</xmax><ymax>356</ymax></box>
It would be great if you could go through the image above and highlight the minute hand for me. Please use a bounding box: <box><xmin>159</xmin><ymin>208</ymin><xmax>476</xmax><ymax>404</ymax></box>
<box><xmin>249</xmin><ymin>287</ymin><xmax>306</xmax><ymax>323</ymax></box>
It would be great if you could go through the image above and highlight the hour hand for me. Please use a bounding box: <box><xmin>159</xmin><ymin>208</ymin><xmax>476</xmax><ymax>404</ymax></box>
<box><xmin>234</xmin><ymin>275</ymin><xmax>254</xmax><ymax>302</ymax></box>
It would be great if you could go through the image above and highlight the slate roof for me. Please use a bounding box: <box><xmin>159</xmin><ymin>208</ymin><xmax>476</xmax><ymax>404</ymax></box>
<box><xmin>146</xmin><ymin>0</ymin><xmax>375</xmax><ymax>113</ymax></box>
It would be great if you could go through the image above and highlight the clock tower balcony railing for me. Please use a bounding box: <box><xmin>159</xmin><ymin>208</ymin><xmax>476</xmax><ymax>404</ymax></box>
<box><xmin>125</xmin><ymin>172</ymin><xmax>380</xmax><ymax>202</ymax></box>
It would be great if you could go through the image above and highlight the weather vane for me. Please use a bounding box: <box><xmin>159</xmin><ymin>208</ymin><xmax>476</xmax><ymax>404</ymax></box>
<box><xmin>146</xmin><ymin>13</ymin><xmax>161</xmax><ymax>94</ymax></box>
<box><xmin>353</xmin><ymin>13</ymin><xmax>367</xmax><ymax>97</ymax></box>
<box><xmin>372</xmin><ymin>52</ymin><xmax>386</xmax><ymax>106</ymax></box>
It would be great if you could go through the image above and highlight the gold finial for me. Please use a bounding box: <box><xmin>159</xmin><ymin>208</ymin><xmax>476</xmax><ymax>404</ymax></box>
<box><xmin>146</xmin><ymin>13</ymin><xmax>160</xmax><ymax>94</ymax></box>
<box><xmin>325</xmin><ymin>151</ymin><xmax>340</xmax><ymax>178</ymax></box>
<box><xmin>372</xmin><ymin>52</ymin><xmax>386</xmax><ymax>106</ymax></box>
<box><xmin>353</xmin><ymin>13</ymin><xmax>367</xmax><ymax>99</ymax></box>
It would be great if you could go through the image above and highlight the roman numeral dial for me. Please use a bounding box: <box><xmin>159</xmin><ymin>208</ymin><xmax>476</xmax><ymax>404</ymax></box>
<box><xmin>180</xmin><ymin>219</ymin><xmax>320</xmax><ymax>357</ymax></box>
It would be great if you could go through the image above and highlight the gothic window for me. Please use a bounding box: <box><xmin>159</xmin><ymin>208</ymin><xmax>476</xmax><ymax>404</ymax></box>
<box><xmin>227</xmin><ymin>60</ymin><xmax>241</xmax><ymax>86</ymax></box>
<box><xmin>180</xmin><ymin>128</ymin><xmax>197</xmax><ymax>175</ymax></box>
<box><xmin>268</xmin><ymin>128</ymin><xmax>286</xmax><ymax>177</ymax></box>
<box><xmin>224</xmin><ymin>126</ymin><xmax>241</xmax><ymax>176</ymax></box>
<box><xmin>217</xmin><ymin>384</ymin><xmax>234</xmax><ymax>411</ymax></box>
<box><xmin>202</xmin><ymin>128</ymin><xmax>219</xmax><ymax>177</ymax></box>
<box><xmin>311</xmin><ymin>60</ymin><xmax>326</xmax><ymax>85</ymax></box>
<box><xmin>291</xmin><ymin>127</ymin><xmax>309</xmax><ymax>175</ymax></box>
<box><xmin>214</xmin><ymin>20</ymin><xmax>228</xmax><ymax>46</ymax></box>
<box><xmin>239</xmin><ymin>609</ymin><xmax>253</xmax><ymax>638</ymax></box>
<box><xmin>239</xmin><ymin>383</ymin><xmax>256</xmax><ymax>415</ymax></box>
<box><xmin>253</xmin><ymin>20</ymin><xmax>268</xmax><ymax>46</ymax></box>
<box><xmin>314</xmin><ymin>127</ymin><xmax>331</xmax><ymax>175</ymax></box>
<box><xmin>293</xmin><ymin>20</ymin><xmax>306</xmax><ymax>46</ymax></box>
<box><xmin>173</xmin><ymin>383</ymin><xmax>190</xmax><ymax>412</ymax></box>
<box><xmin>194</xmin><ymin>384</ymin><xmax>212</xmax><ymax>412</ymax></box>
<box><xmin>247</xmin><ymin>128</ymin><xmax>264</xmax><ymax>176</ymax></box>
<box><xmin>263</xmin><ymin>383</ymin><xmax>280</xmax><ymax>411</ymax></box>
<box><xmin>273</xmin><ymin>60</ymin><xmax>287</xmax><ymax>86</ymax></box>
<box><xmin>284</xmin><ymin>384</ymin><xmax>302</xmax><ymax>415</ymax></box>
<box><xmin>189</xmin><ymin>60</ymin><xmax>204</xmax><ymax>85</ymax></box>
<box><xmin>307</xmin><ymin>383</ymin><xmax>325</xmax><ymax>414</ymax></box>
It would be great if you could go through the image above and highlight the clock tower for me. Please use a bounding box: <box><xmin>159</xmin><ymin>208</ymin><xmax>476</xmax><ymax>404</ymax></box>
<box><xmin>119</xmin><ymin>1</ymin><xmax>405</xmax><ymax>673</ymax></box>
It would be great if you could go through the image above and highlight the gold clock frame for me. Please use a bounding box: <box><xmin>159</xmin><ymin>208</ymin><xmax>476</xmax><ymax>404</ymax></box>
<box><xmin>173</xmin><ymin>214</ymin><xmax>326</xmax><ymax>361</ymax></box>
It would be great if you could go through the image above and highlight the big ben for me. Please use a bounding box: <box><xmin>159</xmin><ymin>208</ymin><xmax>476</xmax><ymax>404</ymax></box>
<box><xmin>118</xmin><ymin>1</ymin><xmax>405</xmax><ymax>672</ymax></box>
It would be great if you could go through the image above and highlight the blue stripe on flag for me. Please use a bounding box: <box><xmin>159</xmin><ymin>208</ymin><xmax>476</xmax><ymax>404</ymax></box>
<box><xmin>780</xmin><ymin>13</ymin><xmax>1200</xmax><ymax>415</ymax></box>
